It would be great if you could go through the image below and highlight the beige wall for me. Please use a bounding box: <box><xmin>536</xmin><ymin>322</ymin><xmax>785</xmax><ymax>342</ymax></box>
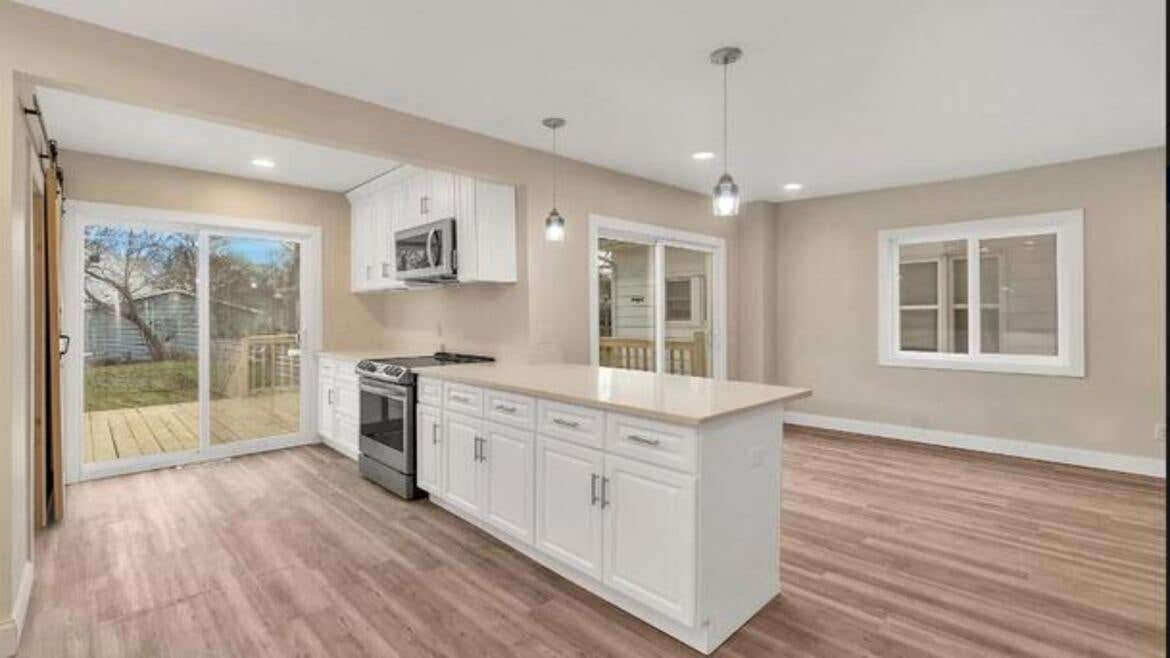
<box><xmin>56</xmin><ymin>150</ymin><xmax>392</xmax><ymax>353</ymax></box>
<box><xmin>774</xmin><ymin>148</ymin><xmax>1167</xmax><ymax>459</ymax></box>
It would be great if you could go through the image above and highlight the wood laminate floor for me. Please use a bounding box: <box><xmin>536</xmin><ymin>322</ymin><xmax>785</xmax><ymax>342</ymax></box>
<box><xmin>19</xmin><ymin>427</ymin><xmax>1165</xmax><ymax>657</ymax></box>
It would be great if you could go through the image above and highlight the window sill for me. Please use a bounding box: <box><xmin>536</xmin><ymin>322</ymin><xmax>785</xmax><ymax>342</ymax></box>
<box><xmin>879</xmin><ymin>351</ymin><xmax>1084</xmax><ymax>378</ymax></box>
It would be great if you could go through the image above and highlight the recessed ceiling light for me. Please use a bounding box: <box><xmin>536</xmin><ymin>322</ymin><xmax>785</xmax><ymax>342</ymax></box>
<box><xmin>782</xmin><ymin>182</ymin><xmax>804</xmax><ymax>192</ymax></box>
<box><xmin>251</xmin><ymin>158</ymin><xmax>276</xmax><ymax>168</ymax></box>
<box><xmin>691</xmin><ymin>151</ymin><xmax>715</xmax><ymax>161</ymax></box>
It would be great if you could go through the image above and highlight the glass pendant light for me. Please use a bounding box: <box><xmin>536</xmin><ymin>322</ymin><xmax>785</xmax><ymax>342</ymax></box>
<box><xmin>543</xmin><ymin>117</ymin><xmax>567</xmax><ymax>242</ymax></box>
<box><xmin>710</xmin><ymin>47</ymin><xmax>742</xmax><ymax>217</ymax></box>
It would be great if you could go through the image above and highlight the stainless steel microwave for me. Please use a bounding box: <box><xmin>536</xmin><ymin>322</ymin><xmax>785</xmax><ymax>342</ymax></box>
<box><xmin>394</xmin><ymin>218</ymin><xmax>456</xmax><ymax>283</ymax></box>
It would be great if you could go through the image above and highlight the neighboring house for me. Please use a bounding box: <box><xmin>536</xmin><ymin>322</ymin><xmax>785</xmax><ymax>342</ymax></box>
<box><xmin>85</xmin><ymin>289</ymin><xmax>260</xmax><ymax>363</ymax></box>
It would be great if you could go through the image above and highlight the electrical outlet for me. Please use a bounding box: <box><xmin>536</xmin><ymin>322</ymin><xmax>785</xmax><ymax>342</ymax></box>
<box><xmin>1156</xmin><ymin>422</ymin><xmax>1167</xmax><ymax>443</ymax></box>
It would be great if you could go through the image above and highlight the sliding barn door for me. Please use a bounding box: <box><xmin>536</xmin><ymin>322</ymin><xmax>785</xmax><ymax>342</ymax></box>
<box><xmin>45</xmin><ymin>167</ymin><xmax>65</xmax><ymax>522</ymax></box>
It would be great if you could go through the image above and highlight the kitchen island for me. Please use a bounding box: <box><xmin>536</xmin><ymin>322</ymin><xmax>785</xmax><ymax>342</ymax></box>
<box><xmin>412</xmin><ymin>363</ymin><xmax>810</xmax><ymax>654</ymax></box>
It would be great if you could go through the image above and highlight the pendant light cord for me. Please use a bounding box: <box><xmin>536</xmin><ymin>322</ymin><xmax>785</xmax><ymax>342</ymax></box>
<box><xmin>552</xmin><ymin>127</ymin><xmax>558</xmax><ymax>208</ymax></box>
<box><xmin>722</xmin><ymin>61</ymin><xmax>729</xmax><ymax>174</ymax></box>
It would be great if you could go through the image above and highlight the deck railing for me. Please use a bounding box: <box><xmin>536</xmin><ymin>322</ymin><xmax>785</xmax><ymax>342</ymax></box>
<box><xmin>213</xmin><ymin>333</ymin><xmax>300</xmax><ymax>397</ymax></box>
<box><xmin>599</xmin><ymin>331</ymin><xmax>707</xmax><ymax>376</ymax></box>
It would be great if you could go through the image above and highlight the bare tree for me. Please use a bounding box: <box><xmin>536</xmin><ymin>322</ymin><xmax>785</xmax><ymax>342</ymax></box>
<box><xmin>84</xmin><ymin>227</ymin><xmax>194</xmax><ymax>361</ymax></box>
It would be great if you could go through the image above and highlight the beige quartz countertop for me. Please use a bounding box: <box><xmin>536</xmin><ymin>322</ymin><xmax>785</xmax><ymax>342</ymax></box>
<box><xmin>414</xmin><ymin>363</ymin><xmax>811</xmax><ymax>425</ymax></box>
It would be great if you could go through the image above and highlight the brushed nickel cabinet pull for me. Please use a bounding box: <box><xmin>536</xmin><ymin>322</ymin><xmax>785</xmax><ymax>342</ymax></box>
<box><xmin>600</xmin><ymin>476</ymin><xmax>610</xmax><ymax>508</ymax></box>
<box><xmin>590</xmin><ymin>473</ymin><xmax>599</xmax><ymax>506</ymax></box>
<box><xmin>495</xmin><ymin>404</ymin><xmax>517</xmax><ymax>414</ymax></box>
<box><xmin>627</xmin><ymin>434</ymin><xmax>661</xmax><ymax>446</ymax></box>
<box><xmin>552</xmin><ymin>417</ymin><xmax>580</xmax><ymax>429</ymax></box>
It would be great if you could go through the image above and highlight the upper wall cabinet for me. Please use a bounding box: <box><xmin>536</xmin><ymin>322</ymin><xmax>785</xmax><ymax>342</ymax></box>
<box><xmin>347</xmin><ymin>165</ymin><xmax>517</xmax><ymax>292</ymax></box>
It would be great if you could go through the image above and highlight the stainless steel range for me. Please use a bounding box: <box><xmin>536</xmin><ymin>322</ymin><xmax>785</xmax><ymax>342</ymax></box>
<box><xmin>355</xmin><ymin>352</ymin><xmax>493</xmax><ymax>498</ymax></box>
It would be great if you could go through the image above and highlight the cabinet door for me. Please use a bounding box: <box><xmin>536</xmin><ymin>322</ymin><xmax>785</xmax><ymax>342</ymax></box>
<box><xmin>482</xmin><ymin>422</ymin><xmax>534</xmax><ymax>543</ymax></box>
<box><xmin>602</xmin><ymin>455</ymin><xmax>696</xmax><ymax>625</ymax></box>
<box><xmin>349</xmin><ymin>197</ymin><xmax>373</xmax><ymax>291</ymax></box>
<box><xmin>535</xmin><ymin>436</ymin><xmax>604</xmax><ymax>579</ymax></box>
<box><xmin>372</xmin><ymin>188</ymin><xmax>394</xmax><ymax>285</ymax></box>
<box><xmin>416</xmin><ymin>404</ymin><xmax>443</xmax><ymax>494</ymax></box>
<box><xmin>429</xmin><ymin>170</ymin><xmax>457</xmax><ymax>220</ymax></box>
<box><xmin>316</xmin><ymin>360</ymin><xmax>334</xmax><ymax>440</ymax></box>
<box><xmin>443</xmin><ymin>413</ymin><xmax>483</xmax><ymax>517</ymax></box>
<box><xmin>403</xmin><ymin>169</ymin><xmax>430</xmax><ymax>229</ymax></box>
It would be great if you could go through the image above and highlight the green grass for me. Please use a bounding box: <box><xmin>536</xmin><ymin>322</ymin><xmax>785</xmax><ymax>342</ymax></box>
<box><xmin>85</xmin><ymin>359</ymin><xmax>198</xmax><ymax>412</ymax></box>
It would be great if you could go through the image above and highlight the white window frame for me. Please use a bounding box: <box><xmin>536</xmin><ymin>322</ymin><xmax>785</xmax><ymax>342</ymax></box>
<box><xmin>878</xmin><ymin>209</ymin><xmax>1084</xmax><ymax>377</ymax></box>
<box><xmin>588</xmin><ymin>214</ymin><xmax>727</xmax><ymax>379</ymax></box>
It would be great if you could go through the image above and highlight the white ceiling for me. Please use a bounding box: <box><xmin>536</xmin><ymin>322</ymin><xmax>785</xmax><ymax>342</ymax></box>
<box><xmin>21</xmin><ymin>0</ymin><xmax>1166</xmax><ymax>201</ymax></box>
<box><xmin>35</xmin><ymin>87</ymin><xmax>399</xmax><ymax>192</ymax></box>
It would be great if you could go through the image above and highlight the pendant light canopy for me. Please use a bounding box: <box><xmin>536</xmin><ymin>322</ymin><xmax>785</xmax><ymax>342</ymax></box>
<box><xmin>710</xmin><ymin>46</ymin><xmax>742</xmax><ymax>217</ymax></box>
<box><xmin>542</xmin><ymin>117</ymin><xmax>567</xmax><ymax>242</ymax></box>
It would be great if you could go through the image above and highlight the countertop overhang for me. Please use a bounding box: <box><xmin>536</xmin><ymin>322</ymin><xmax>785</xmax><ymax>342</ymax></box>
<box><xmin>414</xmin><ymin>362</ymin><xmax>811</xmax><ymax>425</ymax></box>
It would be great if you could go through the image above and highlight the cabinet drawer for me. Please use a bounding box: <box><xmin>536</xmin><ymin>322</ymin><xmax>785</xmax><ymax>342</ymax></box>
<box><xmin>444</xmin><ymin>382</ymin><xmax>484</xmax><ymax>417</ymax></box>
<box><xmin>606</xmin><ymin>413</ymin><xmax>697</xmax><ymax>473</ymax></box>
<box><xmin>537</xmin><ymin>400</ymin><xmax>605</xmax><ymax>449</ymax></box>
<box><xmin>417</xmin><ymin>377</ymin><xmax>443</xmax><ymax>407</ymax></box>
<box><xmin>484</xmin><ymin>389</ymin><xmax>535</xmax><ymax>430</ymax></box>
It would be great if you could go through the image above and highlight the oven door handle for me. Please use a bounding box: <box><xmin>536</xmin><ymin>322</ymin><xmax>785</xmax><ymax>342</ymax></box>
<box><xmin>359</xmin><ymin>382</ymin><xmax>410</xmax><ymax>400</ymax></box>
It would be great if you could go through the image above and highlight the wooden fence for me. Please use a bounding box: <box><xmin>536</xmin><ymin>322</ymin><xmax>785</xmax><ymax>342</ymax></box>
<box><xmin>599</xmin><ymin>331</ymin><xmax>707</xmax><ymax>376</ymax></box>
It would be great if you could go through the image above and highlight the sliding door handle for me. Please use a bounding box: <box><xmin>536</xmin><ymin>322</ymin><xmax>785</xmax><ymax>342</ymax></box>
<box><xmin>59</xmin><ymin>334</ymin><xmax>71</xmax><ymax>357</ymax></box>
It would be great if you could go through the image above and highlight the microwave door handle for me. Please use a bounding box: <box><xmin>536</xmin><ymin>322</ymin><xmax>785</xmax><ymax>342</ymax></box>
<box><xmin>426</xmin><ymin>228</ymin><xmax>437</xmax><ymax>268</ymax></box>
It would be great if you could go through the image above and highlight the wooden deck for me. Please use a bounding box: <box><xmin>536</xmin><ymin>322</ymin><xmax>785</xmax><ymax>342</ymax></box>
<box><xmin>84</xmin><ymin>392</ymin><xmax>300</xmax><ymax>462</ymax></box>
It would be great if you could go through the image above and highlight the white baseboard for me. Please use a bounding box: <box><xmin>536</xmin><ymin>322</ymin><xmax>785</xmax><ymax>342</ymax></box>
<box><xmin>0</xmin><ymin>560</ymin><xmax>34</xmax><ymax>656</ymax></box>
<box><xmin>320</xmin><ymin>436</ymin><xmax>359</xmax><ymax>461</ymax></box>
<box><xmin>785</xmin><ymin>411</ymin><xmax>1166</xmax><ymax>478</ymax></box>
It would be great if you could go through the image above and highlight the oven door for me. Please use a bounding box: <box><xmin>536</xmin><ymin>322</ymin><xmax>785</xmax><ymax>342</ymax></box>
<box><xmin>358</xmin><ymin>378</ymin><xmax>415</xmax><ymax>474</ymax></box>
<box><xmin>395</xmin><ymin>218</ymin><xmax>456</xmax><ymax>281</ymax></box>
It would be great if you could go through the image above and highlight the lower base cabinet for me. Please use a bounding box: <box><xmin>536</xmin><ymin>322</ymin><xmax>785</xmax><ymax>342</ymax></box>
<box><xmin>603</xmin><ymin>454</ymin><xmax>696</xmax><ymax>625</ymax></box>
<box><xmin>317</xmin><ymin>356</ymin><xmax>359</xmax><ymax>458</ymax></box>
<box><xmin>482</xmin><ymin>422</ymin><xmax>535</xmax><ymax>543</ymax></box>
<box><xmin>424</xmin><ymin>380</ymin><xmax>780</xmax><ymax>655</ymax></box>
<box><xmin>416</xmin><ymin>404</ymin><xmax>443</xmax><ymax>492</ymax></box>
<box><xmin>533</xmin><ymin>435</ymin><xmax>696</xmax><ymax>624</ymax></box>
<box><xmin>440</xmin><ymin>412</ymin><xmax>536</xmax><ymax>545</ymax></box>
<box><xmin>534</xmin><ymin>435</ymin><xmax>605</xmax><ymax>579</ymax></box>
<box><xmin>443</xmin><ymin>412</ymin><xmax>483</xmax><ymax>517</ymax></box>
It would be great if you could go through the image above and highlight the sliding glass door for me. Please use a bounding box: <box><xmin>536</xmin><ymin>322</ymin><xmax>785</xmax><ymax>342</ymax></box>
<box><xmin>209</xmin><ymin>235</ymin><xmax>302</xmax><ymax>445</ymax></box>
<box><xmin>63</xmin><ymin>203</ymin><xmax>319</xmax><ymax>480</ymax></box>
<box><xmin>592</xmin><ymin>217</ymin><xmax>725</xmax><ymax>379</ymax></box>
<box><xmin>82</xmin><ymin>225</ymin><xmax>201</xmax><ymax>464</ymax></box>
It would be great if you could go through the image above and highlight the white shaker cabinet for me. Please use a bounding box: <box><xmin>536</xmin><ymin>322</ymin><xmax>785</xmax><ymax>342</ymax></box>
<box><xmin>534</xmin><ymin>435</ymin><xmax>605</xmax><ymax>579</ymax></box>
<box><xmin>347</xmin><ymin>165</ymin><xmax>517</xmax><ymax>292</ymax></box>
<box><xmin>481</xmin><ymin>421</ymin><xmax>535</xmax><ymax>543</ymax></box>
<box><xmin>417</xmin><ymin>369</ymin><xmax>801</xmax><ymax>655</ymax></box>
<box><xmin>416</xmin><ymin>403</ymin><xmax>443</xmax><ymax>493</ymax></box>
<box><xmin>317</xmin><ymin>358</ymin><xmax>336</xmax><ymax>441</ymax></box>
<box><xmin>440</xmin><ymin>409</ymin><xmax>536</xmax><ymax>545</ymax></box>
<box><xmin>442</xmin><ymin>412</ymin><xmax>484</xmax><ymax>517</ymax></box>
<box><xmin>602</xmin><ymin>454</ymin><xmax>696</xmax><ymax>626</ymax></box>
<box><xmin>316</xmin><ymin>356</ymin><xmax>360</xmax><ymax>459</ymax></box>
